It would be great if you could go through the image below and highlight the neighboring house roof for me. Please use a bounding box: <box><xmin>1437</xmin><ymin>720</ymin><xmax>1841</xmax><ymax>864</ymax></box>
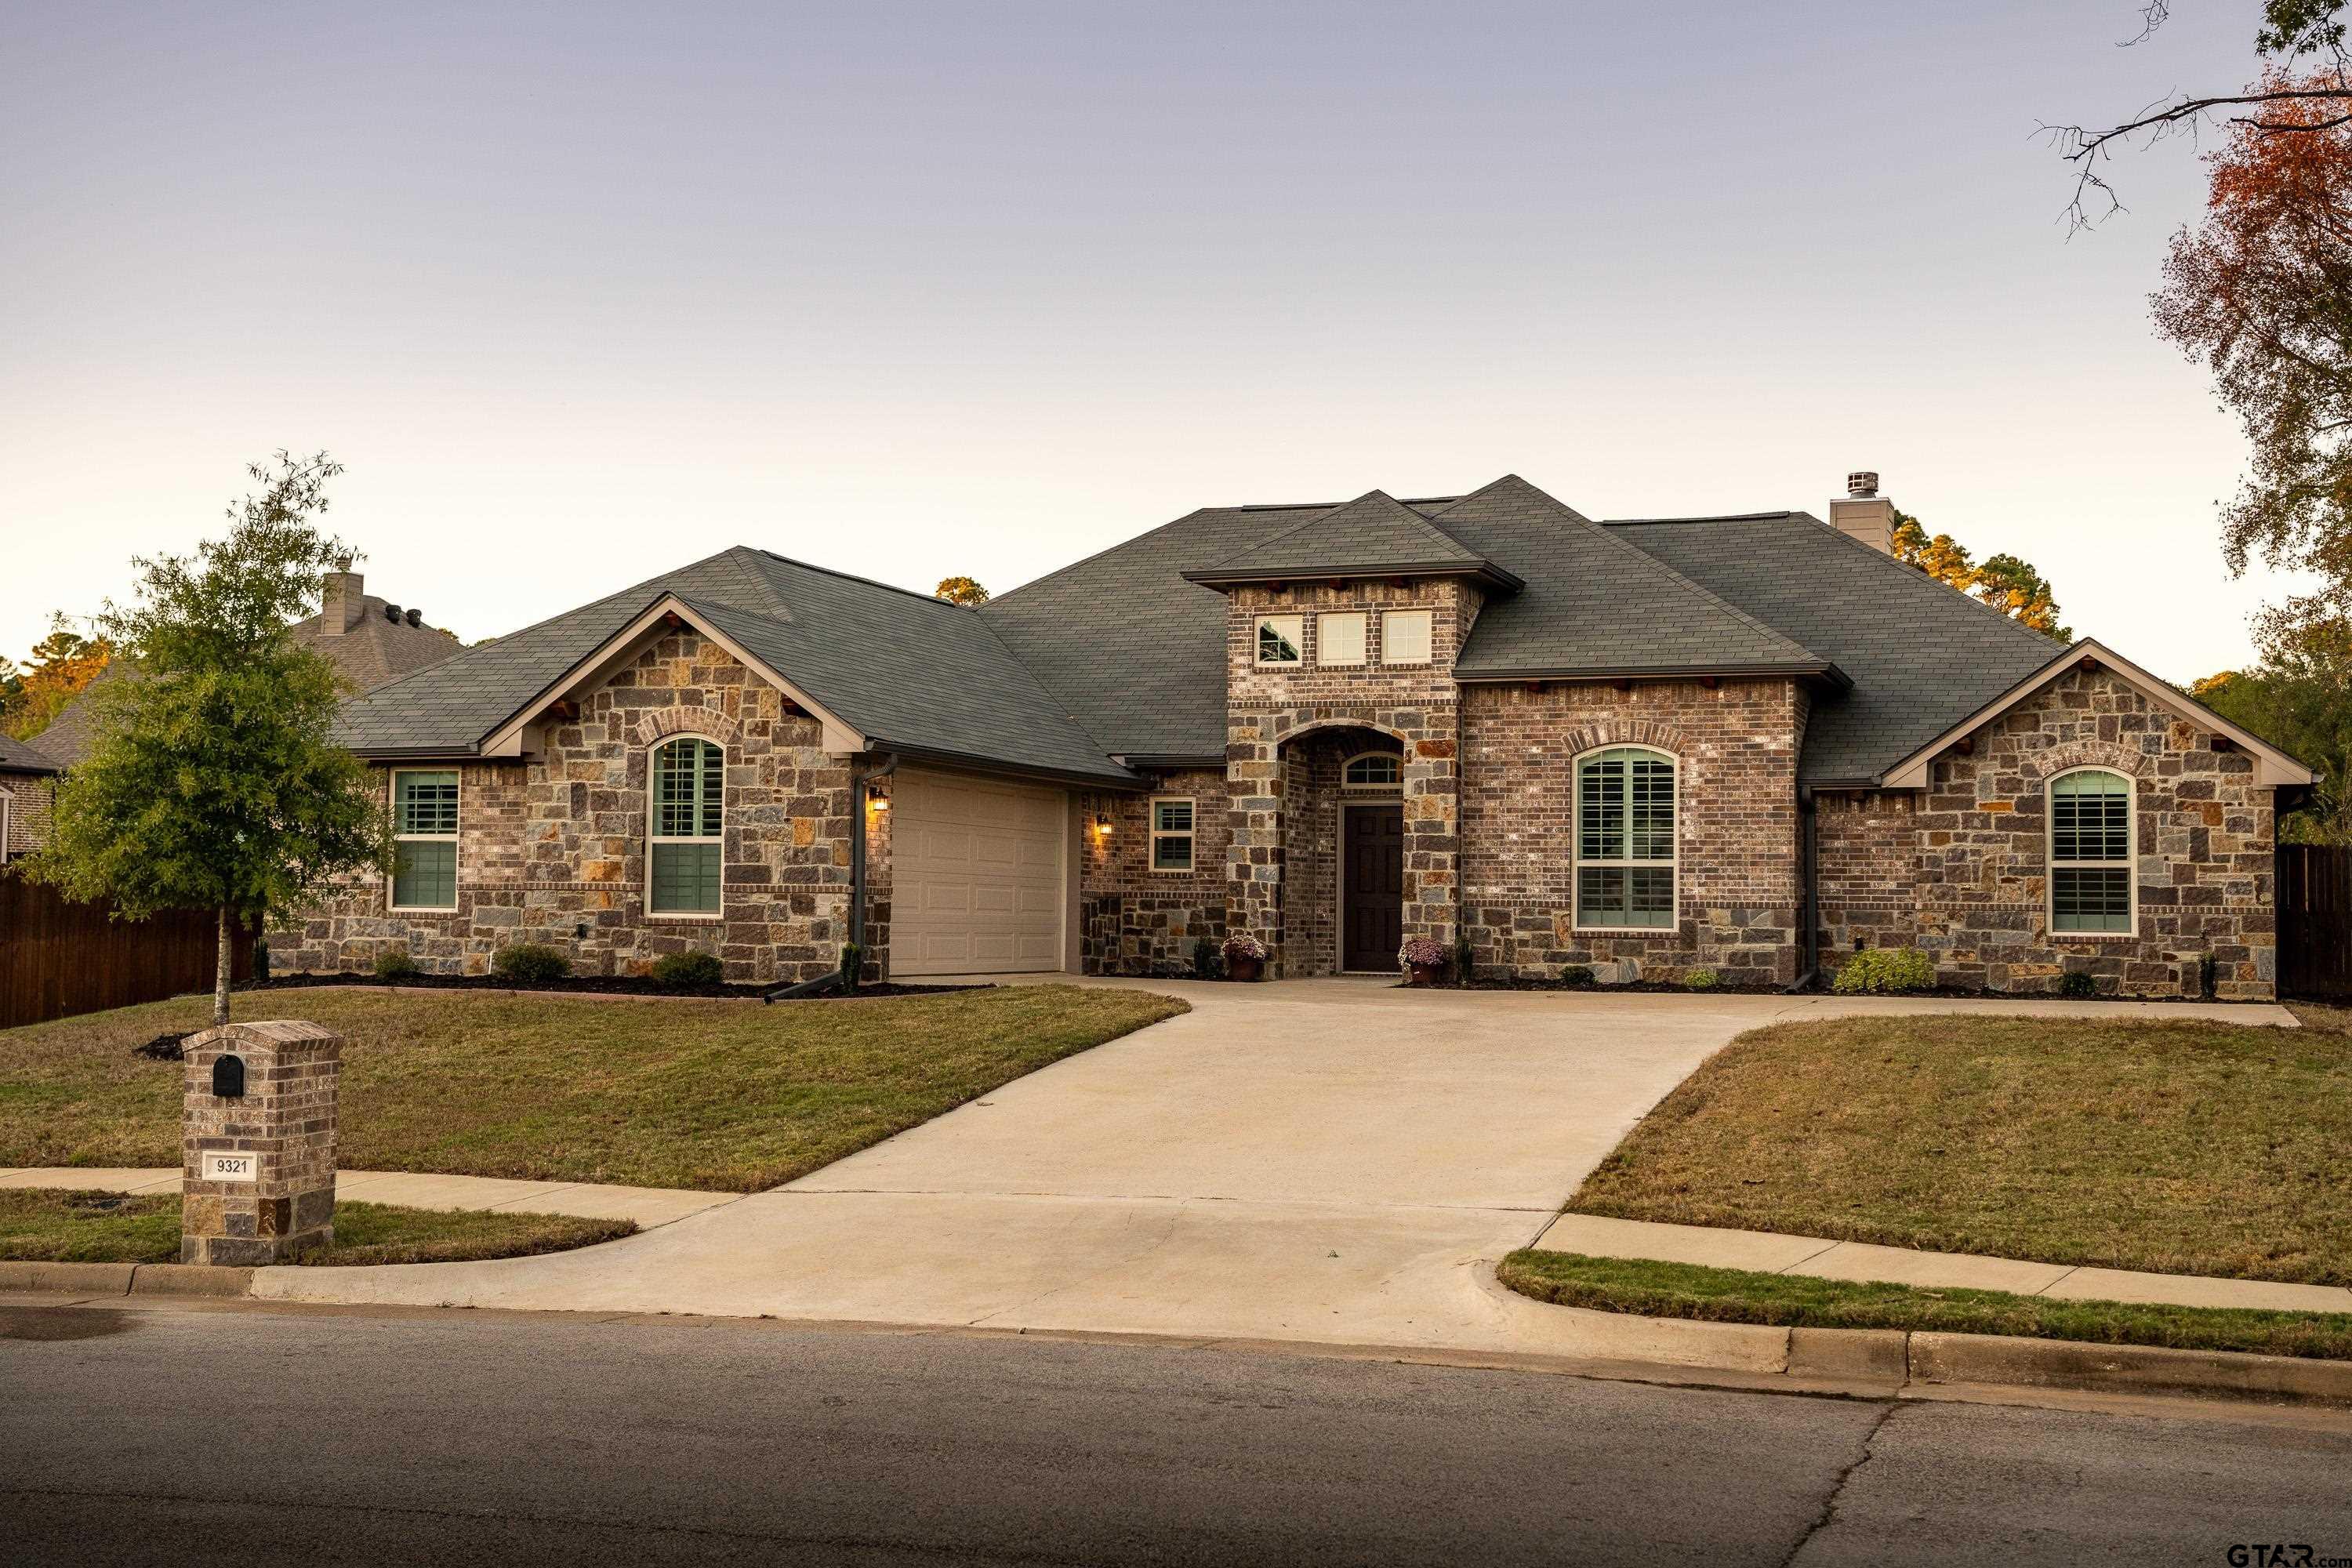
<box><xmin>0</xmin><ymin>732</ymin><xmax>60</xmax><ymax>775</ymax></box>
<box><xmin>337</xmin><ymin>548</ymin><xmax>1138</xmax><ymax>785</ymax></box>
<box><xmin>1181</xmin><ymin>489</ymin><xmax>1523</xmax><ymax>592</ymax></box>
<box><xmin>31</xmin><ymin>589</ymin><xmax>461</xmax><ymax>769</ymax></box>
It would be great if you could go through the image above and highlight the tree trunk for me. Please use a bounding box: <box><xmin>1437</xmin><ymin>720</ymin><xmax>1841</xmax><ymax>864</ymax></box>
<box><xmin>214</xmin><ymin>905</ymin><xmax>233</xmax><ymax>1027</ymax></box>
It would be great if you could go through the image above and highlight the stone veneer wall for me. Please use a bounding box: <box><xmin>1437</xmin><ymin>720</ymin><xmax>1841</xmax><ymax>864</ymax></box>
<box><xmin>1</xmin><ymin>776</ymin><xmax>52</xmax><ymax>859</ymax></box>
<box><xmin>272</xmin><ymin>631</ymin><xmax>872</xmax><ymax>985</ymax></box>
<box><xmin>1457</xmin><ymin>677</ymin><xmax>1805</xmax><ymax>985</ymax></box>
<box><xmin>1879</xmin><ymin>666</ymin><xmax>2275</xmax><ymax>998</ymax></box>
<box><xmin>1078</xmin><ymin>766</ymin><xmax>1229</xmax><ymax>975</ymax></box>
<box><xmin>1225</xmin><ymin>580</ymin><xmax>1477</xmax><ymax>977</ymax></box>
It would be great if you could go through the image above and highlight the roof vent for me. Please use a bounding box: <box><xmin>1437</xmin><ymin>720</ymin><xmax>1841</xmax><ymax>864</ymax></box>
<box><xmin>405</xmin><ymin>608</ymin><xmax>422</xmax><ymax>627</ymax></box>
<box><xmin>1846</xmin><ymin>470</ymin><xmax>1880</xmax><ymax>499</ymax></box>
<box><xmin>383</xmin><ymin>603</ymin><xmax>402</xmax><ymax>622</ymax></box>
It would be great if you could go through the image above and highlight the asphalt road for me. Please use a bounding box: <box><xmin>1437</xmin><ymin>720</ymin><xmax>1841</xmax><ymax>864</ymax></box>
<box><xmin>5</xmin><ymin>1301</ymin><xmax>2350</xmax><ymax>1567</ymax></box>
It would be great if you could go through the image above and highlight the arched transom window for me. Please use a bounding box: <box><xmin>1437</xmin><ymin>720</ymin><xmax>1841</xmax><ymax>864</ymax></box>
<box><xmin>1575</xmin><ymin>747</ymin><xmax>1676</xmax><ymax>930</ymax></box>
<box><xmin>1342</xmin><ymin>751</ymin><xmax>1402</xmax><ymax>790</ymax></box>
<box><xmin>2049</xmin><ymin>768</ymin><xmax>2132</xmax><ymax>934</ymax></box>
<box><xmin>650</xmin><ymin>736</ymin><xmax>724</xmax><ymax>916</ymax></box>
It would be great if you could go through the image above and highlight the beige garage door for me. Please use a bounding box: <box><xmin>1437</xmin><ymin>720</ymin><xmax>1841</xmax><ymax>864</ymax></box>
<box><xmin>892</xmin><ymin>768</ymin><xmax>1068</xmax><ymax>976</ymax></box>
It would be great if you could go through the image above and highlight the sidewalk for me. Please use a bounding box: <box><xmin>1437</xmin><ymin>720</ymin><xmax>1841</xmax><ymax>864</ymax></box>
<box><xmin>0</xmin><ymin>1167</ymin><xmax>739</xmax><ymax>1229</ymax></box>
<box><xmin>1532</xmin><ymin>1211</ymin><xmax>2352</xmax><ymax>1315</ymax></box>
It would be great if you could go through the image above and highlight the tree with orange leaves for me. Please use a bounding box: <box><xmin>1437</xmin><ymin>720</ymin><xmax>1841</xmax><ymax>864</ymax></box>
<box><xmin>2154</xmin><ymin>70</ymin><xmax>2352</xmax><ymax>652</ymax></box>
<box><xmin>0</xmin><ymin>616</ymin><xmax>111</xmax><ymax>742</ymax></box>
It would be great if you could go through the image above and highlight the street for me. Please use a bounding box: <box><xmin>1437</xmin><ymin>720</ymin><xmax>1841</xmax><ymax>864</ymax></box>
<box><xmin>5</xmin><ymin>1301</ymin><xmax>2350</xmax><ymax>1566</ymax></box>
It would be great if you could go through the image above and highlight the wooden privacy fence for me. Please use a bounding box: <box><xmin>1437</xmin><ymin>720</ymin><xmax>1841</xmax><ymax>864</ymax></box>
<box><xmin>2276</xmin><ymin>844</ymin><xmax>2352</xmax><ymax>1000</ymax></box>
<box><xmin>0</xmin><ymin>874</ymin><xmax>255</xmax><ymax>1030</ymax></box>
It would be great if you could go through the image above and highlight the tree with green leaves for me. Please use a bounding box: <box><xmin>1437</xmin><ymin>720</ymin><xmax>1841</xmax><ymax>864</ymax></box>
<box><xmin>2194</xmin><ymin>616</ymin><xmax>2352</xmax><ymax>841</ymax></box>
<box><xmin>1889</xmin><ymin>511</ymin><xmax>2073</xmax><ymax>640</ymax></box>
<box><xmin>31</xmin><ymin>452</ymin><xmax>390</xmax><ymax>1025</ymax></box>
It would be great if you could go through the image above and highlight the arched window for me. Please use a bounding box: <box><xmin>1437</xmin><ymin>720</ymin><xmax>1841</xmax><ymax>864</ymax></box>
<box><xmin>1342</xmin><ymin>751</ymin><xmax>1402</xmax><ymax>790</ymax></box>
<box><xmin>1575</xmin><ymin>747</ymin><xmax>1676</xmax><ymax>930</ymax></box>
<box><xmin>2049</xmin><ymin>768</ymin><xmax>2133</xmax><ymax>934</ymax></box>
<box><xmin>650</xmin><ymin>736</ymin><xmax>724</xmax><ymax>916</ymax></box>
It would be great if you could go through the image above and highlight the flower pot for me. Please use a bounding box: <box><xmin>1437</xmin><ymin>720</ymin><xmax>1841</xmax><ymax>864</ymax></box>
<box><xmin>1408</xmin><ymin>961</ymin><xmax>1446</xmax><ymax>988</ymax></box>
<box><xmin>1227</xmin><ymin>954</ymin><xmax>1264</xmax><ymax>983</ymax></box>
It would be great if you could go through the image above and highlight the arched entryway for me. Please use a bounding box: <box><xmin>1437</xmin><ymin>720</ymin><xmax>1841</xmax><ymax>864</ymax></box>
<box><xmin>1278</xmin><ymin>725</ymin><xmax>1405</xmax><ymax>975</ymax></box>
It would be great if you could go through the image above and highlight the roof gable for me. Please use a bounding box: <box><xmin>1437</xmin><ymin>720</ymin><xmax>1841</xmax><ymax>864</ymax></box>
<box><xmin>1181</xmin><ymin>490</ymin><xmax>1520</xmax><ymax>591</ymax></box>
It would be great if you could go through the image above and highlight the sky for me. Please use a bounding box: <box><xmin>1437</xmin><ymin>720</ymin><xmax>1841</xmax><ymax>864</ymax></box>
<box><xmin>0</xmin><ymin>1</ymin><xmax>2316</xmax><ymax>681</ymax></box>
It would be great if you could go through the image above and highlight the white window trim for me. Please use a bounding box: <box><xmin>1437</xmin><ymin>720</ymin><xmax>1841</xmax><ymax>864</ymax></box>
<box><xmin>1316</xmin><ymin>611</ymin><xmax>1367</xmax><ymax>667</ymax></box>
<box><xmin>1341</xmin><ymin>751</ymin><xmax>1403</xmax><ymax>792</ymax></box>
<box><xmin>1255</xmin><ymin>614</ymin><xmax>1305</xmax><ymax>667</ymax></box>
<box><xmin>2047</xmin><ymin>765</ymin><xmax>2136</xmax><ymax>939</ymax></box>
<box><xmin>648</xmin><ymin>733</ymin><xmax>727</xmax><ymax>920</ymax></box>
<box><xmin>0</xmin><ymin>786</ymin><xmax>13</xmax><ymax>863</ymax></box>
<box><xmin>1149</xmin><ymin>795</ymin><xmax>1196</xmax><ymax>874</ymax></box>
<box><xmin>1381</xmin><ymin>608</ymin><xmax>1433</xmax><ymax>666</ymax></box>
<box><xmin>388</xmin><ymin>768</ymin><xmax>460</xmax><ymax>913</ymax></box>
<box><xmin>1571</xmin><ymin>746</ymin><xmax>1679</xmax><ymax>934</ymax></box>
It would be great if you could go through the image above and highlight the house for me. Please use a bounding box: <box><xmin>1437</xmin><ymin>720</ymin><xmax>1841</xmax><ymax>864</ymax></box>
<box><xmin>0</xmin><ymin>734</ymin><xmax>59</xmax><ymax>862</ymax></box>
<box><xmin>13</xmin><ymin>563</ymin><xmax>462</xmax><ymax>858</ymax></box>
<box><xmin>271</xmin><ymin>474</ymin><xmax>2311</xmax><ymax>1000</ymax></box>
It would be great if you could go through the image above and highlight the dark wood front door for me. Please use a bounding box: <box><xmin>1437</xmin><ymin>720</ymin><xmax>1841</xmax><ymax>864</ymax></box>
<box><xmin>1343</xmin><ymin>804</ymin><xmax>1405</xmax><ymax>972</ymax></box>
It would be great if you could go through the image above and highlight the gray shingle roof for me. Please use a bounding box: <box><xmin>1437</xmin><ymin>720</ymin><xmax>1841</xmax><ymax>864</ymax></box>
<box><xmin>0</xmin><ymin>732</ymin><xmax>59</xmax><ymax>775</ymax></box>
<box><xmin>336</xmin><ymin>548</ymin><xmax>1134</xmax><ymax>783</ymax></box>
<box><xmin>1604</xmin><ymin>510</ymin><xmax>2067</xmax><ymax>783</ymax></box>
<box><xmin>1184</xmin><ymin>489</ymin><xmax>1518</xmax><ymax>590</ymax></box>
<box><xmin>1436</xmin><ymin>477</ymin><xmax>1835</xmax><ymax>681</ymax></box>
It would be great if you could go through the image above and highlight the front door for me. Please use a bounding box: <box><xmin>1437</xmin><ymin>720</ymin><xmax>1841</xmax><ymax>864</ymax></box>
<box><xmin>1342</xmin><ymin>803</ymin><xmax>1404</xmax><ymax>972</ymax></box>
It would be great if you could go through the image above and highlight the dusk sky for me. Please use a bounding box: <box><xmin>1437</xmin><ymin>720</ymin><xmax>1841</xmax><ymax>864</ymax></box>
<box><xmin>0</xmin><ymin>2</ymin><xmax>2306</xmax><ymax>679</ymax></box>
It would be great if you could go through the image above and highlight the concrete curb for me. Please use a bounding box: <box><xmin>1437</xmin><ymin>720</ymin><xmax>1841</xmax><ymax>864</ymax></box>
<box><xmin>129</xmin><ymin>1263</ymin><xmax>256</xmax><ymax>1298</ymax></box>
<box><xmin>1908</xmin><ymin>1330</ymin><xmax>2352</xmax><ymax>1406</ymax></box>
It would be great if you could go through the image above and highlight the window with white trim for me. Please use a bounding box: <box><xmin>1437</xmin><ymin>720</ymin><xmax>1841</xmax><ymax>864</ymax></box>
<box><xmin>2049</xmin><ymin>768</ymin><xmax>2132</xmax><ymax>934</ymax></box>
<box><xmin>1150</xmin><ymin>797</ymin><xmax>1195</xmax><ymax>872</ymax></box>
<box><xmin>1381</xmin><ymin>609</ymin><xmax>1432</xmax><ymax>665</ymax></box>
<box><xmin>650</xmin><ymin>736</ymin><xmax>724</xmax><ymax>915</ymax></box>
<box><xmin>1574</xmin><ymin>747</ymin><xmax>1676</xmax><ymax>929</ymax></box>
<box><xmin>1256</xmin><ymin>615</ymin><xmax>1303</xmax><ymax>666</ymax></box>
<box><xmin>390</xmin><ymin>769</ymin><xmax>459</xmax><ymax>911</ymax></box>
<box><xmin>0</xmin><ymin>787</ymin><xmax>13</xmax><ymax>864</ymax></box>
<box><xmin>1317</xmin><ymin>612</ymin><xmax>1367</xmax><ymax>666</ymax></box>
<box><xmin>1342</xmin><ymin>752</ymin><xmax>1401</xmax><ymax>789</ymax></box>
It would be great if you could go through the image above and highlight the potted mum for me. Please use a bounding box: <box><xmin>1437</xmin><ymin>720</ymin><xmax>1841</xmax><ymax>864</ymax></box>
<box><xmin>1221</xmin><ymin>932</ymin><xmax>1269</xmax><ymax>982</ymax></box>
<box><xmin>1399</xmin><ymin>936</ymin><xmax>1449</xmax><ymax>987</ymax></box>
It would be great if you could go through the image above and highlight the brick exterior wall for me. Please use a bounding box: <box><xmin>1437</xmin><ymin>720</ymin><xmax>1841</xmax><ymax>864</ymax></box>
<box><xmin>1817</xmin><ymin>666</ymin><xmax>2277</xmax><ymax>999</ymax></box>
<box><xmin>1224</xmin><ymin>581</ymin><xmax>1478</xmax><ymax>976</ymax></box>
<box><xmin>1078</xmin><ymin>766</ymin><xmax>1229</xmax><ymax>975</ymax></box>
<box><xmin>1457</xmin><ymin>677</ymin><xmax>1806</xmax><ymax>985</ymax></box>
<box><xmin>274</xmin><ymin>632</ymin><xmax>872</xmax><ymax>985</ymax></box>
<box><xmin>0</xmin><ymin>775</ymin><xmax>52</xmax><ymax>860</ymax></box>
<box><xmin>1813</xmin><ymin>792</ymin><xmax>1921</xmax><ymax>960</ymax></box>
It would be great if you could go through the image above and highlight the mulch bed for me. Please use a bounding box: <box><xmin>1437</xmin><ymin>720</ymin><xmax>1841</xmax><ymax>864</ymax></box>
<box><xmin>237</xmin><ymin>973</ymin><xmax>985</xmax><ymax>1002</ymax></box>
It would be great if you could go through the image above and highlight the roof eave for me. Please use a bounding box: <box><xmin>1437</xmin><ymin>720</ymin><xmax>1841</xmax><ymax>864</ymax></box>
<box><xmin>1179</xmin><ymin>561</ymin><xmax>1525</xmax><ymax>594</ymax></box>
<box><xmin>869</xmin><ymin>740</ymin><xmax>1146</xmax><ymax>791</ymax></box>
<box><xmin>1453</xmin><ymin>660</ymin><xmax>1852</xmax><ymax>691</ymax></box>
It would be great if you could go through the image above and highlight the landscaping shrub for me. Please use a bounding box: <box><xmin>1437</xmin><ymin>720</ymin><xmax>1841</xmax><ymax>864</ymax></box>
<box><xmin>1684</xmin><ymin>967</ymin><xmax>1721</xmax><ymax>991</ymax></box>
<box><xmin>491</xmin><ymin>944</ymin><xmax>572</xmax><ymax>983</ymax></box>
<box><xmin>372</xmin><ymin>947</ymin><xmax>421</xmax><ymax>981</ymax></box>
<box><xmin>1830</xmin><ymin>947</ymin><xmax>1934</xmax><ymax>995</ymax></box>
<box><xmin>1191</xmin><ymin>935</ymin><xmax>1223</xmax><ymax>981</ymax></box>
<box><xmin>1559</xmin><ymin>964</ymin><xmax>1596</xmax><ymax>989</ymax></box>
<box><xmin>1221</xmin><ymin>933</ymin><xmax>1267</xmax><ymax>961</ymax></box>
<box><xmin>651</xmin><ymin>951</ymin><xmax>725</xmax><ymax>989</ymax></box>
<box><xmin>1453</xmin><ymin>935</ymin><xmax>1477</xmax><ymax>984</ymax></box>
<box><xmin>2057</xmin><ymin>971</ymin><xmax>2097</xmax><ymax>1000</ymax></box>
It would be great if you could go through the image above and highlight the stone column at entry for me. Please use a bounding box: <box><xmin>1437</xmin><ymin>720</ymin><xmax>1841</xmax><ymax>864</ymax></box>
<box><xmin>180</xmin><ymin>1020</ymin><xmax>342</xmax><ymax>1265</ymax></box>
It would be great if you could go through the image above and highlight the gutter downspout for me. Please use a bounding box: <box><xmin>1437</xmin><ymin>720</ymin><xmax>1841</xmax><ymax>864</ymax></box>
<box><xmin>764</xmin><ymin>750</ymin><xmax>897</xmax><ymax>1004</ymax></box>
<box><xmin>1787</xmin><ymin>783</ymin><xmax>1819</xmax><ymax>993</ymax></box>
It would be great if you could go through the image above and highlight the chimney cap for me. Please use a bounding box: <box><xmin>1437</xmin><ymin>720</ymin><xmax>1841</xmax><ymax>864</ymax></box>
<box><xmin>1846</xmin><ymin>470</ymin><xmax>1880</xmax><ymax>499</ymax></box>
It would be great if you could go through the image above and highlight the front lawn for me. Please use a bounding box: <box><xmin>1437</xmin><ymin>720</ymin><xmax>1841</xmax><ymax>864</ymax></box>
<box><xmin>0</xmin><ymin>985</ymin><xmax>1188</xmax><ymax>1192</ymax></box>
<box><xmin>0</xmin><ymin>1188</ymin><xmax>633</xmax><ymax>1266</ymax></box>
<box><xmin>1499</xmin><ymin>1250</ymin><xmax>2352</xmax><ymax>1362</ymax></box>
<box><xmin>1568</xmin><ymin>1013</ymin><xmax>2352</xmax><ymax>1286</ymax></box>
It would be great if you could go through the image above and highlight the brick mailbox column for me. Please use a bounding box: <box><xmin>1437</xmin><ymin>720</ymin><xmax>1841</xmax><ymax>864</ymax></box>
<box><xmin>180</xmin><ymin>1020</ymin><xmax>342</xmax><ymax>1265</ymax></box>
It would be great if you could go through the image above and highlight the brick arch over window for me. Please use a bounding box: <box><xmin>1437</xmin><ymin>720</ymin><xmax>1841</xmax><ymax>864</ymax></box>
<box><xmin>1277</xmin><ymin>715</ymin><xmax>1411</xmax><ymax>752</ymax></box>
<box><xmin>1553</xmin><ymin>717</ymin><xmax>1694</xmax><ymax>762</ymax></box>
<box><xmin>633</xmin><ymin>705</ymin><xmax>742</xmax><ymax>749</ymax></box>
<box><xmin>2027</xmin><ymin>737</ymin><xmax>2150</xmax><ymax>782</ymax></box>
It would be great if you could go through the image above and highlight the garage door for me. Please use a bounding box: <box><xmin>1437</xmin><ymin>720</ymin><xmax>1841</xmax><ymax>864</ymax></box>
<box><xmin>892</xmin><ymin>768</ymin><xmax>1069</xmax><ymax>976</ymax></box>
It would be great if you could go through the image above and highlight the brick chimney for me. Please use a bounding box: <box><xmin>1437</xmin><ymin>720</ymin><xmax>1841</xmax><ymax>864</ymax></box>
<box><xmin>320</xmin><ymin>558</ymin><xmax>362</xmax><ymax>636</ymax></box>
<box><xmin>1829</xmin><ymin>470</ymin><xmax>1895</xmax><ymax>554</ymax></box>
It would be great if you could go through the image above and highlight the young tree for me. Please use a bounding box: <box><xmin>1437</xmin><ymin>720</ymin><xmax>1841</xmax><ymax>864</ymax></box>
<box><xmin>1889</xmin><ymin>511</ymin><xmax>2073</xmax><ymax>639</ymax></box>
<box><xmin>0</xmin><ymin>617</ymin><xmax>111</xmax><ymax>740</ymax></box>
<box><xmin>32</xmin><ymin>452</ymin><xmax>389</xmax><ymax>1025</ymax></box>
<box><xmin>934</xmin><ymin>575</ymin><xmax>989</xmax><ymax>606</ymax></box>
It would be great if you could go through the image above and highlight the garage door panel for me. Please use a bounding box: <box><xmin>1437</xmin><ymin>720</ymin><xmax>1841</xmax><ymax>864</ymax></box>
<box><xmin>893</xmin><ymin>769</ymin><xmax>1067</xmax><ymax>977</ymax></box>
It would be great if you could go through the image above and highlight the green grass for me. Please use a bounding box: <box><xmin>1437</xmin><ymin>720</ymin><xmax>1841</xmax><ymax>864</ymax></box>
<box><xmin>1499</xmin><ymin>1250</ymin><xmax>2352</xmax><ymax>1362</ymax></box>
<box><xmin>0</xmin><ymin>985</ymin><xmax>1189</xmax><ymax>1192</ymax></box>
<box><xmin>1567</xmin><ymin>1012</ymin><xmax>2352</xmax><ymax>1286</ymax></box>
<box><xmin>0</xmin><ymin>1188</ymin><xmax>634</xmax><ymax>1266</ymax></box>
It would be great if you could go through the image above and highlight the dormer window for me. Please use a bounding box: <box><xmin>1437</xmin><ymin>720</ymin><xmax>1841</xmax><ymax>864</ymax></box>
<box><xmin>1256</xmin><ymin>615</ymin><xmax>1303</xmax><ymax>666</ymax></box>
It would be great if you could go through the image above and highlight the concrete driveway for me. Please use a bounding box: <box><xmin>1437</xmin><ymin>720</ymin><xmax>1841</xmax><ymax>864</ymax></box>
<box><xmin>256</xmin><ymin>980</ymin><xmax>2292</xmax><ymax>1366</ymax></box>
